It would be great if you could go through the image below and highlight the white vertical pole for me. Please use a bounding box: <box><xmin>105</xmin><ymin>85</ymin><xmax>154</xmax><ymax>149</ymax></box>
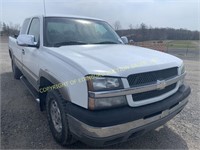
<box><xmin>43</xmin><ymin>0</ymin><xmax>46</xmax><ymax>16</ymax></box>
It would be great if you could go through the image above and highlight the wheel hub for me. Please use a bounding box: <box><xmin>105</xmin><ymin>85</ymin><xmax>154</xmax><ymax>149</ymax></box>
<box><xmin>50</xmin><ymin>100</ymin><xmax>62</xmax><ymax>133</ymax></box>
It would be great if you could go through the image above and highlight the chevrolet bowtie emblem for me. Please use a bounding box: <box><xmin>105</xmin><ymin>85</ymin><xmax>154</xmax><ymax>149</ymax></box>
<box><xmin>157</xmin><ymin>80</ymin><xmax>166</xmax><ymax>90</ymax></box>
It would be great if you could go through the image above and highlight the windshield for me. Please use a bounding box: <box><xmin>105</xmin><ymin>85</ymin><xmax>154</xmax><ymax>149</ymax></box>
<box><xmin>44</xmin><ymin>17</ymin><xmax>122</xmax><ymax>47</ymax></box>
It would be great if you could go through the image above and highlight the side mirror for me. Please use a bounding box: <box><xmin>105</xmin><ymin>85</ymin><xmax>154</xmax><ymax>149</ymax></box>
<box><xmin>17</xmin><ymin>34</ymin><xmax>38</xmax><ymax>47</ymax></box>
<box><xmin>121</xmin><ymin>36</ymin><xmax>128</xmax><ymax>44</ymax></box>
<box><xmin>14</xmin><ymin>34</ymin><xmax>19</xmax><ymax>39</ymax></box>
<box><xmin>129</xmin><ymin>39</ymin><xmax>134</xmax><ymax>44</ymax></box>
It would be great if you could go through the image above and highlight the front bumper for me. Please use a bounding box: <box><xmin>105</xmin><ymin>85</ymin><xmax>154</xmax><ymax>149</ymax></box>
<box><xmin>67</xmin><ymin>84</ymin><xmax>191</xmax><ymax>147</ymax></box>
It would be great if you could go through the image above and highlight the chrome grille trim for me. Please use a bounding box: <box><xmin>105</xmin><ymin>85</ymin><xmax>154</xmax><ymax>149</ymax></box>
<box><xmin>89</xmin><ymin>72</ymin><xmax>186</xmax><ymax>98</ymax></box>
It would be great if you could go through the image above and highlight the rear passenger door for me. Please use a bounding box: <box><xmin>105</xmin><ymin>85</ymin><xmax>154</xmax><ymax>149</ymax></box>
<box><xmin>22</xmin><ymin>18</ymin><xmax>40</xmax><ymax>88</ymax></box>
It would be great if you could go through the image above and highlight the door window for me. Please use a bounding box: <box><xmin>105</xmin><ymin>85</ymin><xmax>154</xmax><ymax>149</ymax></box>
<box><xmin>20</xmin><ymin>18</ymin><xmax>30</xmax><ymax>34</ymax></box>
<box><xmin>28</xmin><ymin>18</ymin><xmax>40</xmax><ymax>43</ymax></box>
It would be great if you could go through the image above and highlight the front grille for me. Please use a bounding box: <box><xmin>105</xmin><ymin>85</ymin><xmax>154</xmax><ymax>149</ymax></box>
<box><xmin>128</xmin><ymin>67</ymin><xmax>178</xmax><ymax>87</ymax></box>
<box><xmin>132</xmin><ymin>83</ymin><xmax>177</xmax><ymax>101</ymax></box>
<box><xmin>127</xmin><ymin>67</ymin><xmax>178</xmax><ymax>102</ymax></box>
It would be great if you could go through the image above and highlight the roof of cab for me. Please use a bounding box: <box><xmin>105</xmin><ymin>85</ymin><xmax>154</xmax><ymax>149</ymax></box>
<box><xmin>28</xmin><ymin>14</ymin><xmax>104</xmax><ymax>21</ymax></box>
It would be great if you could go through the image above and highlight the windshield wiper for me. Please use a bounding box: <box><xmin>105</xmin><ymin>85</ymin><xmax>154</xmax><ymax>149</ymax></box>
<box><xmin>54</xmin><ymin>41</ymin><xmax>89</xmax><ymax>47</ymax></box>
<box><xmin>93</xmin><ymin>41</ymin><xmax>119</xmax><ymax>44</ymax></box>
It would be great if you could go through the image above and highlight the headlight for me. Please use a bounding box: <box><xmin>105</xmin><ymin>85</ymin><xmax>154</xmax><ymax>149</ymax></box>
<box><xmin>181</xmin><ymin>65</ymin><xmax>185</xmax><ymax>75</ymax></box>
<box><xmin>179</xmin><ymin>63</ymin><xmax>186</xmax><ymax>85</ymax></box>
<box><xmin>86</xmin><ymin>75</ymin><xmax>127</xmax><ymax>110</ymax></box>
<box><xmin>86</xmin><ymin>76</ymin><xmax>123</xmax><ymax>91</ymax></box>
<box><xmin>89</xmin><ymin>96</ymin><xmax>127</xmax><ymax>110</ymax></box>
<box><xmin>179</xmin><ymin>63</ymin><xmax>185</xmax><ymax>75</ymax></box>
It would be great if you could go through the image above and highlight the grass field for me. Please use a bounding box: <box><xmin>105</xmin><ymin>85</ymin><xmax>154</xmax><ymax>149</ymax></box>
<box><xmin>166</xmin><ymin>40</ymin><xmax>199</xmax><ymax>49</ymax></box>
<box><xmin>134</xmin><ymin>40</ymin><xmax>199</xmax><ymax>51</ymax></box>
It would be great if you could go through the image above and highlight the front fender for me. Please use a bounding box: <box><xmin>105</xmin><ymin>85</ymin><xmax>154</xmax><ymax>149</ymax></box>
<box><xmin>39</xmin><ymin>69</ymin><xmax>71</xmax><ymax>101</ymax></box>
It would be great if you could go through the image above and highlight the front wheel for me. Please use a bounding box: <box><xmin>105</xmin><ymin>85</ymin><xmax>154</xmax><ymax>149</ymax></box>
<box><xmin>46</xmin><ymin>90</ymin><xmax>75</xmax><ymax>146</ymax></box>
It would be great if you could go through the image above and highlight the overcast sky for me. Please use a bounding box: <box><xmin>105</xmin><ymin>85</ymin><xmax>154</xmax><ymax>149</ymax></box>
<box><xmin>0</xmin><ymin>0</ymin><xmax>200</xmax><ymax>31</ymax></box>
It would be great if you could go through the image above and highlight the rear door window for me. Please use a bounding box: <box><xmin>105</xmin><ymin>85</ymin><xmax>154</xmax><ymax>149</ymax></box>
<box><xmin>28</xmin><ymin>18</ymin><xmax>40</xmax><ymax>43</ymax></box>
<box><xmin>20</xmin><ymin>18</ymin><xmax>30</xmax><ymax>34</ymax></box>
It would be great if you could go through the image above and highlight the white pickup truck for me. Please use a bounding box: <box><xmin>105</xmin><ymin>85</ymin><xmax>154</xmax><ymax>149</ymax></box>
<box><xmin>9</xmin><ymin>15</ymin><xmax>191</xmax><ymax>147</ymax></box>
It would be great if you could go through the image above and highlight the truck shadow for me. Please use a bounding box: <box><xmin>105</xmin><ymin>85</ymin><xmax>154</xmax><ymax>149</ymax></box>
<box><xmin>1</xmin><ymin>72</ymin><xmax>188</xmax><ymax>149</ymax></box>
<box><xmin>108</xmin><ymin>125</ymin><xmax>188</xmax><ymax>149</ymax></box>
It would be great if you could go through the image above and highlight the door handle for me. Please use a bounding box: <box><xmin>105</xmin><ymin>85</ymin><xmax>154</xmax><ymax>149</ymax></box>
<box><xmin>22</xmin><ymin>49</ymin><xmax>25</xmax><ymax>55</ymax></box>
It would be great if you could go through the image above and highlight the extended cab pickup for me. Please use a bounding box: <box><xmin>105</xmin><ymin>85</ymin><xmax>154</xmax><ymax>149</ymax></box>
<box><xmin>9</xmin><ymin>15</ymin><xmax>191</xmax><ymax>147</ymax></box>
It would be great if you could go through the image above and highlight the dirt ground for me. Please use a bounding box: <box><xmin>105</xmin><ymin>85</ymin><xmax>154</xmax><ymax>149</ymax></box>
<box><xmin>1</xmin><ymin>37</ymin><xmax>200</xmax><ymax>149</ymax></box>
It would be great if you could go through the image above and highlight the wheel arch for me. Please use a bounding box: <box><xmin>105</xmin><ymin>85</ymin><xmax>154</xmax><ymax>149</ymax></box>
<box><xmin>39</xmin><ymin>69</ymin><xmax>71</xmax><ymax>111</ymax></box>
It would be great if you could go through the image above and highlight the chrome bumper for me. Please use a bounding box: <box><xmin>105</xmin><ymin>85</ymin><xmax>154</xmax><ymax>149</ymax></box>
<box><xmin>68</xmin><ymin>97</ymin><xmax>188</xmax><ymax>138</ymax></box>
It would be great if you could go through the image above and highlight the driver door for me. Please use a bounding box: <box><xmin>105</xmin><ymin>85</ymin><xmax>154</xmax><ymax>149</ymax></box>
<box><xmin>22</xmin><ymin>18</ymin><xmax>40</xmax><ymax>88</ymax></box>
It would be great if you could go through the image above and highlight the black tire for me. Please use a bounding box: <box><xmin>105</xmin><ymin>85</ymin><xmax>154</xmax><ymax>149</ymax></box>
<box><xmin>46</xmin><ymin>90</ymin><xmax>76</xmax><ymax>146</ymax></box>
<box><xmin>11</xmin><ymin>59</ymin><xmax>22</xmax><ymax>79</ymax></box>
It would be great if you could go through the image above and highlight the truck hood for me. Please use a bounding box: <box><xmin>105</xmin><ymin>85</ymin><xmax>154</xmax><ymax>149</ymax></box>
<box><xmin>47</xmin><ymin>44</ymin><xmax>183</xmax><ymax>77</ymax></box>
